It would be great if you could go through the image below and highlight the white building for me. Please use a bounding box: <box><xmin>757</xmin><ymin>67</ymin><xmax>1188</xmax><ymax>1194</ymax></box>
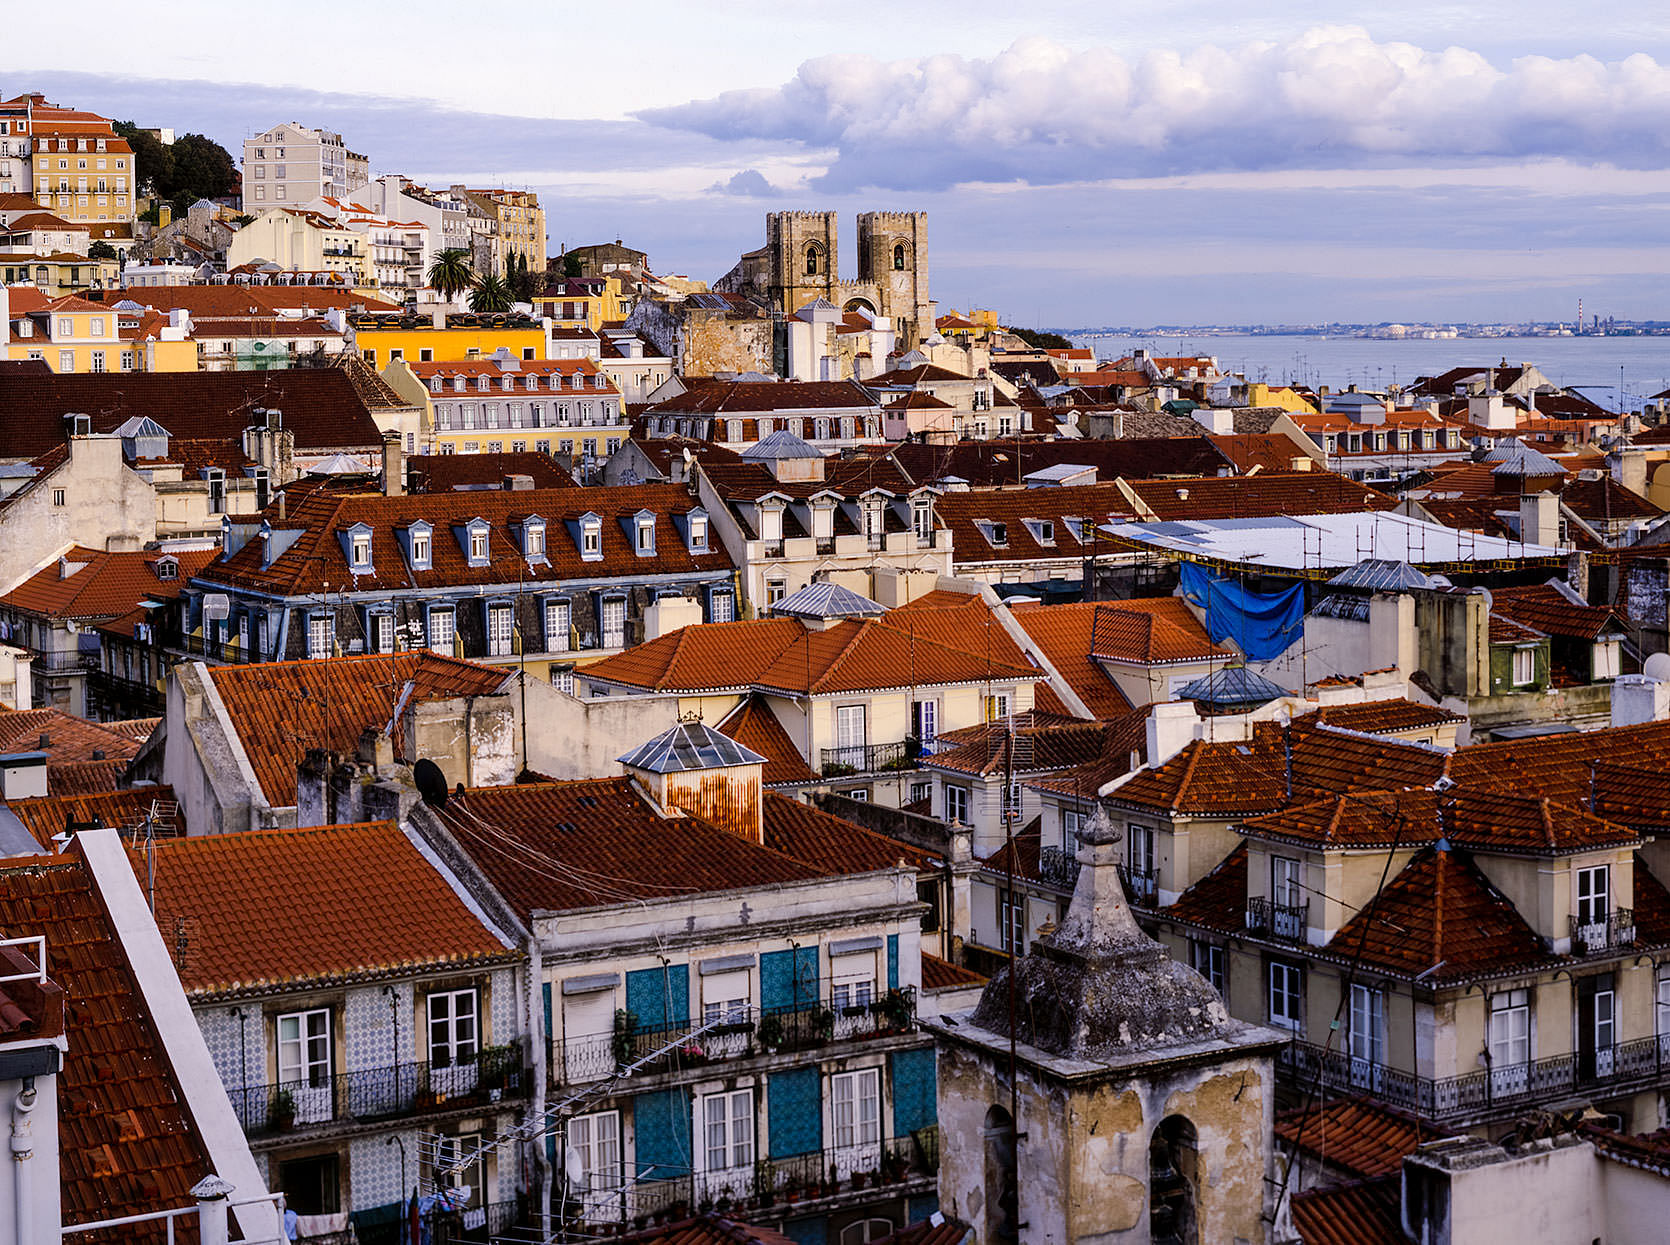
<box><xmin>241</xmin><ymin>122</ymin><xmax>368</xmax><ymax>211</ymax></box>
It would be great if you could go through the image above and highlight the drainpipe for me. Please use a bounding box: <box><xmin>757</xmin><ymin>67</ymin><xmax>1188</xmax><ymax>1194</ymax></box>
<box><xmin>528</xmin><ymin>933</ymin><xmax>550</xmax><ymax>1241</ymax></box>
<box><xmin>11</xmin><ymin>1081</ymin><xmax>36</xmax><ymax>1245</ymax></box>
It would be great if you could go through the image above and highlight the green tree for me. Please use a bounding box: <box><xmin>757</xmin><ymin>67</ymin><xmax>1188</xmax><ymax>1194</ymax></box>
<box><xmin>87</xmin><ymin>240</ymin><xmax>117</xmax><ymax>260</ymax></box>
<box><xmin>113</xmin><ymin>121</ymin><xmax>171</xmax><ymax>197</ymax></box>
<box><xmin>561</xmin><ymin>252</ymin><xmax>581</xmax><ymax>278</ymax></box>
<box><xmin>166</xmin><ymin>134</ymin><xmax>238</xmax><ymax>204</ymax></box>
<box><xmin>428</xmin><ymin>249</ymin><xmax>474</xmax><ymax>301</ymax></box>
<box><xmin>1004</xmin><ymin>325</ymin><xmax>1074</xmax><ymax>350</ymax></box>
<box><xmin>470</xmin><ymin>272</ymin><xmax>513</xmax><ymax>312</ymax></box>
<box><xmin>505</xmin><ymin>252</ymin><xmax>541</xmax><ymax>302</ymax></box>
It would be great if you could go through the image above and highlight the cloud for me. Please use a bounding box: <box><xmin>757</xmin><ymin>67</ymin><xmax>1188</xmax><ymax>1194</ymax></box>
<box><xmin>710</xmin><ymin>168</ymin><xmax>781</xmax><ymax>197</ymax></box>
<box><xmin>641</xmin><ymin>27</ymin><xmax>1670</xmax><ymax>190</ymax></box>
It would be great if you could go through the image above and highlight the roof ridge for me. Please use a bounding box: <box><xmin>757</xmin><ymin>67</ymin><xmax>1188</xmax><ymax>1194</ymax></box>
<box><xmin>809</xmin><ymin>619</ymin><xmax>877</xmax><ymax>694</ymax></box>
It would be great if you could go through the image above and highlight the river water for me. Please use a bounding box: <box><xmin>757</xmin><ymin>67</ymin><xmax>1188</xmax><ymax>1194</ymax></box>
<box><xmin>1069</xmin><ymin>333</ymin><xmax>1670</xmax><ymax>408</ymax></box>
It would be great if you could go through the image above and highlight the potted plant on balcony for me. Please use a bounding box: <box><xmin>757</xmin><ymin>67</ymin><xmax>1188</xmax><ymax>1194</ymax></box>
<box><xmin>612</xmin><ymin>1009</ymin><xmax>638</xmax><ymax>1068</ymax></box>
<box><xmin>877</xmin><ymin>988</ymin><xmax>912</xmax><ymax>1032</ymax></box>
<box><xmin>812</xmin><ymin>1007</ymin><xmax>836</xmax><ymax>1045</ymax></box>
<box><xmin>269</xmin><ymin>1088</ymin><xmax>296</xmax><ymax>1132</ymax></box>
<box><xmin>757</xmin><ymin>1013</ymin><xmax>785</xmax><ymax>1053</ymax></box>
<box><xmin>754</xmin><ymin>1159</ymin><xmax>775</xmax><ymax>1208</ymax></box>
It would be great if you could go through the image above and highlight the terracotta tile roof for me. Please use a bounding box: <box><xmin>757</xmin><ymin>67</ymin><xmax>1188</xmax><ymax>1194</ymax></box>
<box><xmin>205</xmin><ymin>652</ymin><xmax>508</xmax><ymax>806</ymax></box>
<box><xmin>1023</xmin><ymin>712</ymin><xmax>1149</xmax><ymax>797</ymax></box>
<box><xmin>1562</xmin><ymin>474</ymin><xmax>1665</xmax><ymax>521</ymax></box>
<box><xmin>1</xmin><ymin>546</ymin><xmax>215</xmax><ymax>621</ymax></box>
<box><xmin>434</xmin><ymin>778</ymin><xmax>825</xmax><ymax>920</ymax></box>
<box><xmin>103</xmin><ymin>717</ymin><xmax>161</xmax><ymax>741</ymax></box>
<box><xmin>584</xmin><ymin>601</ymin><xmax>1037</xmax><ymax>697</ymax></box>
<box><xmin>981</xmin><ymin>822</ymin><xmax>1042</xmax><ymax>882</ymax></box>
<box><xmin>1490</xmin><ymin>584</ymin><xmax>1625</xmax><ymax>640</ymax></box>
<box><xmin>1488</xmin><ymin>612</ymin><xmax>1545</xmax><ymax>644</ymax></box>
<box><xmin>716</xmin><ymin>696</ymin><xmax>818</xmax><ymax>785</ymax></box>
<box><xmin>1290</xmin><ymin>1177</ymin><xmax>1404</xmax><ymax>1245</ymax></box>
<box><xmin>9</xmin><ymin>786</ymin><xmax>181</xmax><ymax>850</ymax></box>
<box><xmin>699</xmin><ymin>455</ymin><xmax>919</xmax><ymax>504</ymax></box>
<box><xmin>1450</xmin><ymin>721</ymin><xmax>1670</xmax><ymax>822</ymax></box>
<box><xmin>0</xmin><ymin>857</ymin><xmax>215</xmax><ymax>1236</ymax></box>
<box><xmin>146</xmin><ymin>821</ymin><xmax>513</xmax><ymax>996</ymax></box>
<box><xmin>1304</xmin><ymin>699</ymin><xmax>1463</xmax><ymax>736</ymax></box>
<box><xmin>1277</xmin><ymin>1098</ymin><xmax>1440</xmax><ymax>1179</ymax></box>
<box><xmin>1632</xmin><ymin>853</ymin><xmax>1670</xmax><ymax>947</ymax></box>
<box><xmin>0</xmin><ymin>369</ymin><xmax>387</xmax><ymax>461</ymax></box>
<box><xmin>922</xmin><ymin>952</ymin><xmax>987</xmax><ymax>989</ymax></box>
<box><xmin>46</xmin><ymin>758</ymin><xmax>129</xmax><ymax>795</ymax></box>
<box><xmin>761</xmin><ymin>792</ymin><xmax>937</xmax><ymax>875</ymax></box>
<box><xmin>406</xmin><ymin>451</ymin><xmax>577</xmax><ymax>492</ymax></box>
<box><xmin>1581</xmin><ymin>1122</ymin><xmax>1670</xmax><ymax>1175</ymax></box>
<box><xmin>1208</xmin><ymin>433</ymin><xmax>1317</xmax><ymax>472</ymax></box>
<box><xmin>1327</xmin><ymin>845</ymin><xmax>1555</xmax><ymax>982</ymax></box>
<box><xmin>1241</xmin><ymin>788</ymin><xmax>1637</xmax><ymax>854</ymax></box>
<box><xmin>1109</xmin><ymin>720</ymin><xmax>1448</xmax><ymax>817</ymax></box>
<box><xmin>860</xmin><ymin>437</ymin><xmax>1229</xmax><ymax>485</ymax></box>
<box><xmin>647</xmin><ymin>378</ymin><xmax>879</xmax><ymax>415</ymax></box>
<box><xmin>1124</xmin><ymin>472</ymin><xmax>1399</xmax><ymax>520</ymax></box>
<box><xmin>200</xmin><ymin>482</ymin><xmax>732</xmax><ymax>596</ymax></box>
<box><xmin>1164</xmin><ymin>843</ymin><xmax>1247</xmax><ymax>933</ymax></box>
<box><xmin>1009</xmin><ymin>603</ymin><xmax>1136</xmax><ymax>717</ymax></box>
<box><xmin>926</xmin><ymin>719</ymin><xmax>1116</xmax><ymax>779</ymax></box>
<box><xmin>870</xmin><ymin>1218</ymin><xmax>975</xmax><ymax>1245</ymax></box>
<box><xmin>0</xmin><ymin>707</ymin><xmax>142</xmax><ymax>766</ymax></box>
<box><xmin>937</xmin><ymin>483</ymin><xmax>1135</xmax><ymax>565</ymax></box>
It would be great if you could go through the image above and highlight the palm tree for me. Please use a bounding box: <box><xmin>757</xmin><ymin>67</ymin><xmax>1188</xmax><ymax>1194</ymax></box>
<box><xmin>470</xmin><ymin>273</ymin><xmax>513</xmax><ymax>313</ymax></box>
<box><xmin>428</xmin><ymin>249</ymin><xmax>473</xmax><ymax>302</ymax></box>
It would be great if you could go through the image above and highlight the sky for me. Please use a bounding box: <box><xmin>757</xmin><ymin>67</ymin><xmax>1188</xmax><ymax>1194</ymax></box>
<box><xmin>7</xmin><ymin>2</ymin><xmax>1670</xmax><ymax>327</ymax></box>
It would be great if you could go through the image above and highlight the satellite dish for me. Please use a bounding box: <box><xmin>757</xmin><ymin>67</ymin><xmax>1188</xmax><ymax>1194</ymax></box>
<box><xmin>202</xmin><ymin>593</ymin><xmax>231</xmax><ymax>622</ymax></box>
<box><xmin>413</xmin><ymin>758</ymin><xmax>449</xmax><ymax>808</ymax></box>
<box><xmin>1646</xmin><ymin>653</ymin><xmax>1670</xmax><ymax>684</ymax></box>
<box><xmin>564</xmin><ymin>1147</ymin><xmax>585</xmax><ymax>1190</ymax></box>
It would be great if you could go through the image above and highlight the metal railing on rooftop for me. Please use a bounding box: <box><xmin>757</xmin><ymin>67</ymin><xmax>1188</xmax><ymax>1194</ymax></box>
<box><xmin>820</xmin><ymin>739</ymin><xmax>921</xmax><ymax>778</ymax></box>
<box><xmin>1245</xmin><ymin>896</ymin><xmax>1308</xmax><ymax>944</ymax></box>
<box><xmin>1571</xmin><ymin>908</ymin><xmax>1636</xmax><ymax>955</ymax></box>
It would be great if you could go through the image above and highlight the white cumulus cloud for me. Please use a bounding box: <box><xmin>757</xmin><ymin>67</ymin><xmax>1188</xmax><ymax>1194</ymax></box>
<box><xmin>639</xmin><ymin>27</ymin><xmax>1670</xmax><ymax>190</ymax></box>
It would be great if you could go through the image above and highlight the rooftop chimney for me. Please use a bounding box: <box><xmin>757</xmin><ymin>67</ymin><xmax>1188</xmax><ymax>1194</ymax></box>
<box><xmin>381</xmin><ymin>431</ymin><xmax>405</xmax><ymax>497</ymax></box>
<box><xmin>502</xmin><ymin>474</ymin><xmax>534</xmax><ymax>491</ymax></box>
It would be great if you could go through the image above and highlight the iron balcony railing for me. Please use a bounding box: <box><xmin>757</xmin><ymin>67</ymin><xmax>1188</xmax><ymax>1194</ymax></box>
<box><xmin>1280</xmin><ymin>1034</ymin><xmax>1670</xmax><ymax>1124</ymax></box>
<box><xmin>1118</xmin><ymin>864</ymin><xmax>1158</xmax><ymax>908</ymax></box>
<box><xmin>1571</xmin><ymin>907</ymin><xmax>1636</xmax><ymax>955</ymax></box>
<box><xmin>232</xmin><ymin>1045</ymin><xmax>523</xmax><ymax>1139</ymax></box>
<box><xmin>551</xmin><ymin>989</ymin><xmax>917</xmax><ymax>1088</ymax></box>
<box><xmin>562</xmin><ymin>1131</ymin><xmax>938</xmax><ymax>1231</ymax></box>
<box><xmin>1245</xmin><ymin>896</ymin><xmax>1309</xmax><ymax>944</ymax></box>
<box><xmin>1038</xmin><ymin>846</ymin><xmax>1082</xmax><ymax>891</ymax></box>
<box><xmin>815</xmin><ymin>537</ymin><xmax>836</xmax><ymax>555</ymax></box>
<box><xmin>820</xmin><ymin>739</ymin><xmax>921</xmax><ymax>778</ymax></box>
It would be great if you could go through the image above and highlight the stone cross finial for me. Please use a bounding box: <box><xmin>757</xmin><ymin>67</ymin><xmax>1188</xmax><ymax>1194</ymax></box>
<box><xmin>1078</xmin><ymin>803</ymin><xmax>1122</xmax><ymax>848</ymax></box>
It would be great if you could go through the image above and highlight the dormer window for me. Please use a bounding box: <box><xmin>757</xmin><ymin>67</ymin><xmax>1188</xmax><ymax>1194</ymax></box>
<box><xmin>154</xmin><ymin>557</ymin><xmax>178</xmax><ymax>581</ymax></box>
<box><xmin>429</xmin><ymin>378</ymin><xmax>442</xmax><ymax>393</ymax></box>
<box><xmin>346</xmin><ymin>523</ymin><xmax>374</xmax><ymax>572</ymax></box>
<box><xmin>1026</xmin><ymin>518</ymin><xmax>1055</xmax><ymax>546</ymax></box>
<box><xmin>759</xmin><ymin>503</ymin><xmax>783</xmax><ymax>544</ymax></box>
<box><xmin>408</xmin><ymin>521</ymin><xmax>432</xmax><ymax>570</ymax></box>
<box><xmin>467</xmin><ymin>520</ymin><xmax>490</xmax><ymax>565</ymax></box>
<box><xmin>477</xmin><ymin>376</ymin><xmax>489</xmax><ymax>392</ymax></box>
<box><xmin>452</xmin><ymin>376</ymin><xmax>465</xmax><ymax>392</ymax></box>
<box><xmin>984</xmin><ymin>520</ymin><xmax>1008</xmax><ymax>547</ymax></box>
<box><xmin>206</xmin><ymin>467</ymin><xmax>226</xmax><ymax>514</ymax></box>
<box><xmin>579</xmin><ymin>513</ymin><xmax>603</xmax><ymax>561</ymax></box>
<box><xmin>687</xmin><ymin>509</ymin><xmax>709</xmax><ymax>553</ymax></box>
<box><xmin>634</xmin><ymin>511</ymin><xmax>656</xmax><ymax>556</ymax></box>
<box><xmin>913</xmin><ymin>499</ymin><xmax>934</xmax><ymax>542</ymax></box>
<box><xmin>524</xmin><ymin>516</ymin><xmax>547</xmax><ymax>558</ymax></box>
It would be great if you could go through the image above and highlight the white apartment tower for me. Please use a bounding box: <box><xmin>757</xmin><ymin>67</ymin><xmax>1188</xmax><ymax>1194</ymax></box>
<box><xmin>242</xmin><ymin>122</ymin><xmax>369</xmax><ymax>211</ymax></box>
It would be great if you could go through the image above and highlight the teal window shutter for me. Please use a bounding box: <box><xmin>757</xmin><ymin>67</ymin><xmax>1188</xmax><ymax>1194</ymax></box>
<box><xmin>768</xmin><ymin>1067</ymin><xmax>822</xmax><ymax>1158</ymax></box>
<box><xmin>633</xmin><ymin>1088</ymin><xmax>692</xmax><ymax>1180</ymax></box>
<box><xmin>763</xmin><ymin>948</ymin><xmax>821</xmax><ymax>1011</ymax></box>
<box><xmin>796</xmin><ymin>944</ymin><xmax>820</xmax><ymax>1004</ymax></box>
<box><xmin>542</xmin><ymin>980</ymin><xmax>553</xmax><ymax>1035</ymax></box>
<box><xmin>890</xmin><ymin>1047</ymin><xmax>937</xmax><ymax>1134</ymax></box>
<box><xmin>782</xmin><ymin>1217</ymin><xmax>828</xmax><ymax>1245</ymax></box>
<box><xmin>626</xmin><ymin>964</ymin><xmax>689</xmax><ymax>1030</ymax></box>
<box><xmin>887</xmin><ymin>934</ymin><xmax>900</xmax><ymax>991</ymax></box>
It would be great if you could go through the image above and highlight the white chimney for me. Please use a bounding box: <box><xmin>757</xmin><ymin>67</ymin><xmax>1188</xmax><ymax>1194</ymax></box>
<box><xmin>1145</xmin><ymin>701</ymin><xmax>1200</xmax><ymax>768</ymax></box>
<box><xmin>1611</xmin><ymin>673</ymin><xmax>1670</xmax><ymax>727</ymax></box>
<box><xmin>1518</xmin><ymin>491</ymin><xmax>1561</xmax><ymax>548</ymax></box>
<box><xmin>1468</xmin><ymin>393</ymin><xmax>1515</xmax><ymax>430</ymax></box>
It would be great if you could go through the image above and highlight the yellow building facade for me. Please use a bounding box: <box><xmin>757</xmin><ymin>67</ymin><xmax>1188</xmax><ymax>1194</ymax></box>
<box><xmin>226</xmin><ymin>207</ymin><xmax>373</xmax><ymax>287</ymax></box>
<box><xmin>352</xmin><ymin>311</ymin><xmax>548</xmax><ymax>370</ymax></box>
<box><xmin>30</xmin><ymin>131</ymin><xmax>135</xmax><ymax>230</ymax></box>
<box><xmin>1247</xmin><ymin>382</ymin><xmax>1319</xmax><ymax>414</ymax></box>
<box><xmin>0</xmin><ymin>252</ymin><xmax>119</xmax><ymax>297</ymax></box>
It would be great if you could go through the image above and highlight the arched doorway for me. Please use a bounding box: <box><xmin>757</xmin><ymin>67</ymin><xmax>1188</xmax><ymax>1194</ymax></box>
<box><xmin>1150</xmin><ymin>1114</ymin><xmax>1199</xmax><ymax>1245</ymax></box>
<box><xmin>843</xmin><ymin>296</ymin><xmax>877</xmax><ymax>317</ymax></box>
<box><xmin>983</xmin><ymin>1104</ymin><xmax>1018</xmax><ymax>1243</ymax></box>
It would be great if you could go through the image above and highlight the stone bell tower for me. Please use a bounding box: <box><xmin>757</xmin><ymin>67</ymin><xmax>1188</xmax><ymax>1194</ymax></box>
<box><xmin>856</xmin><ymin>211</ymin><xmax>930</xmax><ymax>345</ymax></box>
<box><xmin>767</xmin><ymin>210</ymin><xmax>838</xmax><ymax>316</ymax></box>
<box><xmin>928</xmin><ymin>808</ymin><xmax>1284</xmax><ymax>1245</ymax></box>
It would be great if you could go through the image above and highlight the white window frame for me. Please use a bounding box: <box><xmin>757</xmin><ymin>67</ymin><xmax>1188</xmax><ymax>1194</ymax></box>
<box><xmin>569</xmin><ymin>1109</ymin><xmax>622</xmax><ymax>1209</ymax></box>
<box><xmin>1488</xmin><ymin>987</ymin><xmax>1531</xmax><ymax>1096</ymax></box>
<box><xmin>945</xmin><ymin>784</ymin><xmax>970</xmax><ymax>826</ymax></box>
<box><xmin>1190</xmin><ymin>940</ymin><xmax>1225</xmax><ymax>995</ymax></box>
<box><xmin>276</xmin><ymin>1007</ymin><xmax>331</xmax><ymax>1085</ymax></box>
<box><xmin>428</xmin><ymin>606</ymin><xmax>456</xmax><ymax>654</ymax></box>
<box><xmin>698</xmin><ymin>1088</ymin><xmax>754</xmax><ymax>1181</ymax></box>
<box><xmin>1000</xmin><ymin>890</ymin><xmax>1026</xmax><ymax>953</ymax></box>
<box><xmin>434</xmin><ymin>1131</ymin><xmax>485</xmax><ymax>1206</ymax></box>
<box><xmin>830</xmin><ymin>1067</ymin><xmax>881</xmax><ymax>1151</ymax></box>
<box><xmin>1576</xmin><ymin>864</ymin><xmax>1610</xmax><ymax>928</ymax></box>
<box><xmin>1268</xmin><ymin>959</ymin><xmax>1303</xmax><ymax>1032</ymax></box>
<box><xmin>1511</xmin><ymin>646</ymin><xmax>1536</xmax><ymax>687</ymax></box>
<box><xmin>486</xmin><ymin>602</ymin><xmax>515</xmax><ymax>658</ymax></box>
<box><xmin>545</xmin><ymin>599</ymin><xmax>571</xmax><ymax>653</ymax></box>
<box><xmin>307</xmin><ymin>612</ymin><xmax>333</xmax><ymax>659</ymax></box>
<box><xmin>427</xmin><ymin>988</ymin><xmax>480</xmax><ymax>1068</ymax></box>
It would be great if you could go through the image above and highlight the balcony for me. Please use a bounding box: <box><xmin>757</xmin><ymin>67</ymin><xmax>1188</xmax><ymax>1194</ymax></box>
<box><xmin>552</xmin><ymin>990</ymin><xmax>918</xmax><ymax>1088</ymax></box>
<box><xmin>1038</xmin><ymin>846</ymin><xmax>1082</xmax><ymax>891</ymax></box>
<box><xmin>567</xmin><ymin>1132</ymin><xmax>938</xmax><ymax>1232</ymax></box>
<box><xmin>1280</xmin><ymin>1035</ymin><xmax>1670</xmax><ymax>1125</ymax></box>
<box><xmin>761</xmin><ymin>540</ymin><xmax>785</xmax><ymax>558</ymax></box>
<box><xmin>1245</xmin><ymin>896</ymin><xmax>1308</xmax><ymax>944</ymax></box>
<box><xmin>820</xmin><ymin>739</ymin><xmax>921</xmax><ymax>778</ymax></box>
<box><xmin>1571</xmin><ymin>908</ymin><xmax>1636</xmax><ymax>955</ymax></box>
<box><xmin>815</xmin><ymin>536</ymin><xmax>836</xmax><ymax>555</ymax></box>
<box><xmin>232</xmin><ymin>1045</ymin><xmax>523</xmax><ymax>1139</ymax></box>
<box><xmin>1119</xmin><ymin>864</ymin><xmax>1158</xmax><ymax>908</ymax></box>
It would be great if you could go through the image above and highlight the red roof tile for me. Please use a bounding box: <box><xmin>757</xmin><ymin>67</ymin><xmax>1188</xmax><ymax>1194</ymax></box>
<box><xmin>1164</xmin><ymin>843</ymin><xmax>1248</xmax><ymax>933</ymax></box>
<box><xmin>1125</xmin><ymin>472</ymin><xmax>1399</xmax><ymax>519</ymax></box>
<box><xmin>205</xmin><ymin>652</ymin><xmax>508</xmax><ymax>806</ymax></box>
<box><xmin>716</xmin><ymin>696</ymin><xmax>818</xmax><ymax>786</ymax></box>
<box><xmin>9</xmin><ymin>786</ymin><xmax>181</xmax><ymax>850</ymax></box>
<box><xmin>647</xmin><ymin>378</ymin><xmax>879</xmax><ymax>416</ymax></box>
<box><xmin>433</xmin><ymin>778</ymin><xmax>825</xmax><ymax>920</ymax></box>
<box><xmin>761</xmin><ymin>792</ymin><xmax>937</xmax><ymax>875</ymax></box>
<box><xmin>621</xmin><ymin>1213</ymin><xmax>799</xmax><ymax>1245</ymax></box>
<box><xmin>1277</xmin><ymin>1098</ymin><xmax>1439</xmax><ymax>1180</ymax></box>
<box><xmin>1451</xmin><ymin>721</ymin><xmax>1670</xmax><ymax>823</ymax></box>
<box><xmin>1490</xmin><ymin>583</ymin><xmax>1625</xmax><ymax>641</ymax></box>
<box><xmin>0</xmin><ymin>857</ymin><xmax>214</xmax><ymax>1236</ymax></box>
<box><xmin>146</xmin><ymin>821</ymin><xmax>512</xmax><ymax>996</ymax></box>
<box><xmin>1</xmin><ymin>546</ymin><xmax>214</xmax><ymax>621</ymax></box>
<box><xmin>1290</xmin><ymin>1177</ymin><xmax>1404</xmax><ymax>1245</ymax></box>
<box><xmin>922</xmin><ymin>953</ymin><xmax>987</xmax><ymax>989</ymax></box>
<box><xmin>0</xmin><ymin>707</ymin><xmax>142</xmax><ymax>767</ymax></box>
<box><xmin>1304</xmin><ymin>699</ymin><xmax>1463</xmax><ymax>736</ymax></box>
<box><xmin>1327</xmin><ymin>846</ymin><xmax>1555</xmax><ymax>982</ymax></box>
<box><xmin>199</xmin><ymin>483</ymin><xmax>731</xmax><ymax>596</ymax></box>
<box><xmin>860</xmin><ymin>438</ymin><xmax>1230</xmax><ymax>486</ymax></box>
<box><xmin>406</xmin><ymin>452</ymin><xmax>577</xmax><ymax>492</ymax></box>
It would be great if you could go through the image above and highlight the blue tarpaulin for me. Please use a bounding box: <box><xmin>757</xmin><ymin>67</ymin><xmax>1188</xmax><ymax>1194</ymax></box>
<box><xmin>1179</xmin><ymin>563</ymin><xmax>1305</xmax><ymax>661</ymax></box>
